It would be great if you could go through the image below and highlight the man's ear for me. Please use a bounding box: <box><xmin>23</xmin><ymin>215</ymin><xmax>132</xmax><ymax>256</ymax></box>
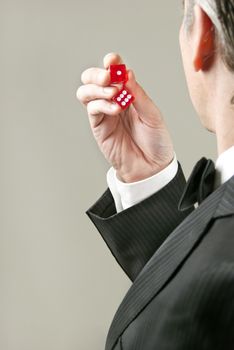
<box><xmin>192</xmin><ymin>4</ymin><xmax>216</xmax><ymax>72</ymax></box>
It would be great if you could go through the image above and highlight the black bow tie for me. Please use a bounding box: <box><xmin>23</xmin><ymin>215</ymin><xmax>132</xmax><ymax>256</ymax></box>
<box><xmin>178</xmin><ymin>157</ymin><xmax>216</xmax><ymax>211</ymax></box>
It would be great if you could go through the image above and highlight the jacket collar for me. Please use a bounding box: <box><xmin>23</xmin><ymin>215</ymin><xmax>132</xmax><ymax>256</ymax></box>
<box><xmin>105</xmin><ymin>174</ymin><xmax>234</xmax><ymax>350</ymax></box>
<box><xmin>213</xmin><ymin>173</ymin><xmax>234</xmax><ymax>218</ymax></box>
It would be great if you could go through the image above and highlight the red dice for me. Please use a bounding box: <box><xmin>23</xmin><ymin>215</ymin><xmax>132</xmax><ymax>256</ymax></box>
<box><xmin>110</xmin><ymin>64</ymin><xmax>128</xmax><ymax>84</ymax></box>
<box><xmin>112</xmin><ymin>87</ymin><xmax>134</xmax><ymax>110</ymax></box>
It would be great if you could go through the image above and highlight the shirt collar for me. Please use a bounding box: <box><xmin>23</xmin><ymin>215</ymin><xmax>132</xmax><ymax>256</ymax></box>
<box><xmin>214</xmin><ymin>145</ymin><xmax>234</xmax><ymax>188</ymax></box>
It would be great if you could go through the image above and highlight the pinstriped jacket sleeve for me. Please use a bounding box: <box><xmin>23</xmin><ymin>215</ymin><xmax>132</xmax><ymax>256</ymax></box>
<box><xmin>86</xmin><ymin>162</ymin><xmax>194</xmax><ymax>281</ymax></box>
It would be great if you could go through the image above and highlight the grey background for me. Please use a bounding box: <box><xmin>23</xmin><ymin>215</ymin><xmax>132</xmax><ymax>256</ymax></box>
<box><xmin>0</xmin><ymin>0</ymin><xmax>216</xmax><ymax>349</ymax></box>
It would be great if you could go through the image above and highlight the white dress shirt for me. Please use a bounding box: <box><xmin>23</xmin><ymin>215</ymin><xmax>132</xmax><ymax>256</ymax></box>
<box><xmin>214</xmin><ymin>145</ymin><xmax>234</xmax><ymax>190</ymax></box>
<box><xmin>107</xmin><ymin>145</ymin><xmax>234</xmax><ymax>213</ymax></box>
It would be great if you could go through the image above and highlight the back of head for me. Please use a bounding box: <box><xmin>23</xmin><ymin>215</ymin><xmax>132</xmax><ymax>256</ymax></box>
<box><xmin>215</xmin><ymin>0</ymin><xmax>234</xmax><ymax>72</ymax></box>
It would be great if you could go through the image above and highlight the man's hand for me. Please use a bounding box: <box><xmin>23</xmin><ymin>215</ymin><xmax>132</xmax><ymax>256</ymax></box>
<box><xmin>77</xmin><ymin>53</ymin><xmax>175</xmax><ymax>183</ymax></box>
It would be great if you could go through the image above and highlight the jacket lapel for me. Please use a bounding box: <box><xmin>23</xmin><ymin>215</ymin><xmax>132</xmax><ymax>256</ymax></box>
<box><xmin>106</xmin><ymin>175</ymin><xmax>234</xmax><ymax>350</ymax></box>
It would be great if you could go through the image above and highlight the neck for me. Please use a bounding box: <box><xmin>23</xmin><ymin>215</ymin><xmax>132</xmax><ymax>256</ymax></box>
<box><xmin>210</xmin><ymin>63</ymin><xmax>234</xmax><ymax>156</ymax></box>
<box><xmin>215</xmin><ymin>99</ymin><xmax>234</xmax><ymax>156</ymax></box>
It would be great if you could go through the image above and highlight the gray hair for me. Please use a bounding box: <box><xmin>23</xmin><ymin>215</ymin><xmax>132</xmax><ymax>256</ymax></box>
<box><xmin>196</xmin><ymin>0</ymin><xmax>223</xmax><ymax>33</ymax></box>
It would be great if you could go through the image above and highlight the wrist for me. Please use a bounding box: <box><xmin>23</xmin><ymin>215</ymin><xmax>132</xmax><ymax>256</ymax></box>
<box><xmin>112</xmin><ymin>153</ymin><xmax>178</xmax><ymax>210</ymax></box>
<box><xmin>116</xmin><ymin>157</ymin><xmax>175</xmax><ymax>183</ymax></box>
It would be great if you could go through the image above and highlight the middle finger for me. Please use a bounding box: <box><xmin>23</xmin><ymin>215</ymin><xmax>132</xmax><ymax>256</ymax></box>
<box><xmin>81</xmin><ymin>67</ymin><xmax>110</xmax><ymax>86</ymax></box>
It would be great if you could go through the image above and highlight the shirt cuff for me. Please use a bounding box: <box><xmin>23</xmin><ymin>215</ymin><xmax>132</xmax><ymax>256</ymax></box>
<box><xmin>106</xmin><ymin>152</ymin><xmax>178</xmax><ymax>212</ymax></box>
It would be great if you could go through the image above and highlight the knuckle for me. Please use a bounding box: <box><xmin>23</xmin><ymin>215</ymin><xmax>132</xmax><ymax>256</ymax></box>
<box><xmin>87</xmin><ymin>101</ymin><xmax>94</xmax><ymax>115</ymax></box>
<box><xmin>81</xmin><ymin>67</ymin><xmax>94</xmax><ymax>84</ymax></box>
<box><xmin>76</xmin><ymin>86</ymin><xmax>83</xmax><ymax>101</ymax></box>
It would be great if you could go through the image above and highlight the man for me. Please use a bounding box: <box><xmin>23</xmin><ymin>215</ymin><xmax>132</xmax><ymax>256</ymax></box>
<box><xmin>77</xmin><ymin>0</ymin><xmax>234</xmax><ymax>349</ymax></box>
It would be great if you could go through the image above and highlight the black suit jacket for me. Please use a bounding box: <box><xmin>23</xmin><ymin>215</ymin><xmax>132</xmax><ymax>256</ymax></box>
<box><xmin>86</xmin><ymin>162</ymin><xmax>234</xmax><ymax>350</ymax></box>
